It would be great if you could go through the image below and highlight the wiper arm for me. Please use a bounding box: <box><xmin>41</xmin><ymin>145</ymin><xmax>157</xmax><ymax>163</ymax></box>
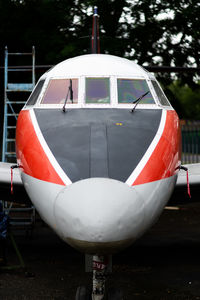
<box><xmin>131</xmin><ymin>90</ymin><xmax>149</xmax><ymax>113</ymax></box>
<box><xmin>63</xmin><ymin>79</ymin><xmax>73</xmax><ymax>112</ymax></box>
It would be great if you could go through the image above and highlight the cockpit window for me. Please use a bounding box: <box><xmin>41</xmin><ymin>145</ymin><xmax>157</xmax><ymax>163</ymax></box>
<box><xmin>41</xmin><ymin>79</ymin><xmax>78</xmax><ymax>104</ymax></box>
<box><xmin>117</xmin><ymin>79</ymin><xmax>155</xmax><ymax>104</ymax></box>
<box><xmin>26</xmin><ymin>79</ymin><xmax>45</xmax><ymax>106</ymax></box>
<box><xmin>151</xmin><ymin>80</ymin><xmax>170</xmax><ymax>106</ymax></box>
<box><xmin>85</xmin><ymin>78</ymin><xmax>110</xmax><ymax>104</ymax></box>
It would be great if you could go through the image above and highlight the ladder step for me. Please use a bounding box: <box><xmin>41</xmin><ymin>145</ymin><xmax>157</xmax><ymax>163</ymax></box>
<box><xmin>6</xmin><ymin>113</ymin><xmax>19</xmax><ymax>116</ymax></box>
<box><xmin>9</xmin><ymin>221</ymin><xmax>33</xmax><ymax>226</ymax></box>
<box><xmin>5</xmin><ymin>152</ymin><xmax>16</xmax><ymax>156</ymax></box>
<box><xmin>6</xmin><ymin>101</ymin><xmax>25</xmax><ymax>104</ymax></box>
<box><xmin>6</xmin><ymin>90</ymin><xmax>32</xmax><ymax>93</ymax></box>
<box><xmin>7</xmin><ymin>83</ymin><xmax>34</xmax><ymax>91</ymax></box>
<box><xmin>8</xmin><ymin>68</ymin><xmax>33</xmax><ymax>72</ymax></box>
<box><xmin>8</xmin><ymin>52</ymin><xmax>32</xmax><ymax>55</ymax></box>
<box><xmin>3</xmin><ymin>47</ymin><xmax>35</xmax><ymax>164</ymax></box>
<box><xmin>8</xmin><ymin>207</ymin><xmax>34</xmax><ymax>212</ymax></box>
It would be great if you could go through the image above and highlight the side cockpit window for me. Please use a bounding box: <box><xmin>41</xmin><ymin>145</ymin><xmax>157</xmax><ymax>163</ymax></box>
<box><xmin>151</xmin><ymin>80</ymin><xmax>170</xmax><ymax>106</ymax></box>
<box><xmin>85</xmin><ymin>78</ymin><xmax>110</xmax><ymax>104</ymax></box>
<box><xmin>41</xmin><ymin>79</ymin><xmax>78</xmax><ymax>104</ymax></box>
<box><xmin>117</xmin><ymin>79</ymin><xmax>155</xmax><ymax>104</ymax></box>
<box><xmin>26</xmin><ymin>79</ymin><xmax>45</xmax><ymax>106</ymax></box>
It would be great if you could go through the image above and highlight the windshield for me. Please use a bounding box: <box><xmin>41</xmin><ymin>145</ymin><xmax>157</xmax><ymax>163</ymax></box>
<box><xmin>117</xmin><ymin>79</ymin><xmax>154</xmax><ymax>104</ymax></box>
<box><xmin>85</xmin><ymin>78</ymin><xmax>110</xmax><ymax>104</ymax></box>
<box><xmin>41</xmin><ymin>79</ymin><xmax>78</xmax><ymax>104</ymax></box>
<box><xmin>26</xmin><ymin>79</ymin><xmax>45</xmax><ymax>106</ymax></box>
<box><xmin>151</xmin><ymin>80</ymin><xmax>170</xmax><ymax>106</ymax></box>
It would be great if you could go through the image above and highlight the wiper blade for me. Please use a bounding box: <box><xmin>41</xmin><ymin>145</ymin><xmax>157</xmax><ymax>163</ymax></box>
<box><xmin>131</xmin><ymin>91</ymin><xmax>149</xmax><ymax>113</ymax></box>
<box><xmin>63</xmin><ymin>79</ymin><xmax>73</xmax><ymax>112</ymax></box>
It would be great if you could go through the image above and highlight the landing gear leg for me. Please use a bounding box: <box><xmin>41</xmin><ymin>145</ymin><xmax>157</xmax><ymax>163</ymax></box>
<box><xmin>75</xmin><ymin>254</ymin><xmax>123</xmax><ymax>299</ymax></box>
<box><xmin>92</xmin><ymin>255</ymin><xmax>108</xmax><ymax>300</ymax></box>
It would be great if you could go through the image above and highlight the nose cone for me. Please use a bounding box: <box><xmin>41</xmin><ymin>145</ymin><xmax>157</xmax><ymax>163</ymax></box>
<box><xmin>54</xmin><ymin>178</ymin><xmax>145</xmax><ymax>253</ymax></box>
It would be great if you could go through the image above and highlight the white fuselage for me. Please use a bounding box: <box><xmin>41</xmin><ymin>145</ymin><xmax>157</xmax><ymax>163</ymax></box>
<box><xmin>16</xmin><ymin>54</ymin><xmax>181</xmax><ymax>254</ymax></box>
<box><xmin>21</xmin><ymin>173</ymin><xmax>177</xmax><ymax>253</ymax></box>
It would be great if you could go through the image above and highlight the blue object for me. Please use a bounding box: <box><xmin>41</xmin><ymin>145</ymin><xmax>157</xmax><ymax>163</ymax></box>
<box><xmin>0</xmin><ymin>209</ymin><xmax>9</xmax><ymax>239</ymax></box>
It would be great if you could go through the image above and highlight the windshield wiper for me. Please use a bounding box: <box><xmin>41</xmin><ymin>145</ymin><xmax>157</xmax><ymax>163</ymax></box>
<box><xmin>63</xmin><ymin>79</ymin><xmax>73</xmax><ymax>112</ymax></box>
<box><xmin>131</xmin><ymin>90</ymin><xmax>149</xmax><ymax>113</ymax></box>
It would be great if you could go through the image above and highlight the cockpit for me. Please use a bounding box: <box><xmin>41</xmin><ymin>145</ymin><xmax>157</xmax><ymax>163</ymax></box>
<box><xmin>25</xmin><ymin>76</ymin><xmax>171</xmax><ymax>108</ymax></box>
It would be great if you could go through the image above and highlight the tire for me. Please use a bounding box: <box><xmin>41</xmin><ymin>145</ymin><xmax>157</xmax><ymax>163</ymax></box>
<box><xmin>75</xmin><ymin>286</ymin><xmax>91</xmax><ymax>300</ymax></box>
<box><xmin>107</xmin><ymin>287</ymin><xmax>123</xmax><ymax>300</ymax></box>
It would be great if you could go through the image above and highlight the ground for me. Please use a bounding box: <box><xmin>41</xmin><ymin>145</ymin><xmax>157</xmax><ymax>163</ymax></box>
<box><xmin>1</xmin><ymin>202</ymin><xmax>200</xmax><ymax>300</ymax></box>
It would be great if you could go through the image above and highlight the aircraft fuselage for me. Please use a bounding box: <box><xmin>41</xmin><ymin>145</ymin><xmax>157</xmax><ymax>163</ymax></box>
<box><xmin>15</xmin><ymin>54</ymin><xmax>181</xmax><ymax>254</ymax></box>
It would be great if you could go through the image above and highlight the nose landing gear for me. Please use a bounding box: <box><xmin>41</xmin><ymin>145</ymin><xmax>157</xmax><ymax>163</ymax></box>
<box><xmin>75</xmin><ymin>255</ymin><xmax>123</xmax><ymax>300</ymax></box>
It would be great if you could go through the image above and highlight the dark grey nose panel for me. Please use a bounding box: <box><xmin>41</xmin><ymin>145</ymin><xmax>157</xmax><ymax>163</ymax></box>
<box><xmin>34</xmin><ymin>108</ymin><xmax>162</xmax><ymax>183</ymax></box>
<box><xmin>90</xmin><ymin>124</ymin><xmax>108</xmax><ymax>178</ymax></box>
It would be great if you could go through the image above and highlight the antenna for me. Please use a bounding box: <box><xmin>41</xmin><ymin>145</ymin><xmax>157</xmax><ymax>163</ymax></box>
<box><xmin>91</xmin><ymin>6</ymin><xmax>100</xmax><ymax>54</ymax></box>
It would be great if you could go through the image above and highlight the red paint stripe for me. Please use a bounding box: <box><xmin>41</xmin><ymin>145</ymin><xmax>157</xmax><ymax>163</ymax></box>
<box><xmin>133</xmin><ymin>110</ymin><xmax>181</xmax><ymax>185</ymax></box>
<box><xmin>16</xmin><ymin>110</ymin><xmax>65</xmax><ymax>185</ymax></box>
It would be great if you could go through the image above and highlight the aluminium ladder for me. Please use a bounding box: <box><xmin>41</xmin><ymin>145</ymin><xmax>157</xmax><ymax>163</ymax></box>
<box><xmin>2</xmin><ymin>46</ymin><xmax>36</xmax><ymax>233</ymax></box>
<box><xmin>2</xmin><ymin>46</ymin><xmax>35</xmax><ymax>162</ymax></box>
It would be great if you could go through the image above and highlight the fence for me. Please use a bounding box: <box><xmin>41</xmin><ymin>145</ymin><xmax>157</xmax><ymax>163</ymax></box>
<box><xmin>181</xmin><ymin>121</ymin><xmax>200</xmax><ymax>164</ymax></box>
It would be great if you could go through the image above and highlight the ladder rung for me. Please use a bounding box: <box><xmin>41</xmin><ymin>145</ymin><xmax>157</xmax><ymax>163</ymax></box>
<box><xmin>10</xmin><ymin>222</ymin><xmax>33</xmax><ymax>226</ymax></box>
<box><xmin>8</xmin><ymin>208</ymin><xmax>34</xmax><ymax>212</ymax></box>
<box><xmin>6</xmin><ymin>90</ymin><xmax>32</xmax><ymax>93</ymax></box>
<box><xmin>2</xmin><ymin>47</ymin><xmax>35</xmax><ymax>165</ymax></box>
<box><xmin>8</xmin><ymin>68</ymin><xmax>33</xmax><ymax>72</ymax></box>
<box><xmin>6</xmin><ymin>101</ymin><xmax>25</xmax><ymax>104</ymax></box>
<box><xmin>8</xmin><ymin>52</ymin><xmax>32</xmax><ymax>55</ymax></box>
<box><xmin>7</xmin><ymin>83</ymin><xmax>34</xmax><ymax>91</ymax></box>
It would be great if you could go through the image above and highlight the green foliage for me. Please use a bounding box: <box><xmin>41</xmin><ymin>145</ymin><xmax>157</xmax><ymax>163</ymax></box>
<box><xmin>0</xmin><ymin>0</ymin><xmax>200</xmax><ymax>119</ymax></box>
<box><xmin>168</xmin><ymin>81</ymin><xmax>200</xmax><ymax>120</ymax></box>
<box><xmin>0</xmin><ymin>0</ymin><xmax>199</xmax><ymax>72</ymax></box>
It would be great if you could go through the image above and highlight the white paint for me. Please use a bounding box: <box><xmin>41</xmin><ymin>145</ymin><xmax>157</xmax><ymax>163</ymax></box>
<box><xmin>137</xmin><ymin>174</ymin><xmax>177</xmax><ymax>230</ymax></box>
<box><xmin>126</xmin><ymin>109</ymin><xmax>167</xmax><ymax>186</ymax></box>
<box><xmin>54</xmin><ymin>178</ymin><xmax>145</xmax><ymax>243</ymax></box>
<box><xmin>47</xmin><ymin>54</ymin><xmax>155</xmax><ymax>79</ymax></box>
<box><xmin>0</xmin><ymin>162</ymin><xmax>22</xmax><ymax>185</ymax></box>
<box><xmin>22</xmin><ymin>172</ymin><xmax>64</xmax><ymax>228</ymax></box>
<box><xmin>53</xmin><ymin>176</ymin><xmax>176</xmax><ymax>246</ymax></box>
<box><xmin>177</xmin><ymin>163</ymin><xmax>200</xmax><ymax>186</ymax></box>
<box><xmin>21</xmin><ymin>173</ymin><xmax>176</xmax><ymax>253</ymax></box>
<box><xmin>30</xmin><ymin>109</ymin><xmax>72</xmax><ymax>186</ymax></box>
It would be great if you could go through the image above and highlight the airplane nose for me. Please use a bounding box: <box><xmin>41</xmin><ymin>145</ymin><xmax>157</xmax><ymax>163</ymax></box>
<box><xmin>54</xmin><ymin>178</ymin><xmax>145</xmax><ymax>253</ymax></box>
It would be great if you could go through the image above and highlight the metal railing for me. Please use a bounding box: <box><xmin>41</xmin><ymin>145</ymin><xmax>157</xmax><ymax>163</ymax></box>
<box><xmin>181</xmin><ymin>121</ymin><xmax>200</xmax><ymax>164</ymax></box>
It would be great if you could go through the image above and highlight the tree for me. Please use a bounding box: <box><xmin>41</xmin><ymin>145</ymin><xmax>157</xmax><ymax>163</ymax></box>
<box><xmin>0</xmin><ymin>0</ymin><xmax>200</xmax><ymax>119</ymax></box>
<box><xmin>168</xmin><ymin>81</ymin><xmax>200</xmax><ymax>120</ymax></box>
<box><xmin>127</xmin><ymin>0</ymin><xmax>200</xmax><ymax>87</ymax></box>
<box><xmin>0</xmin><ymin>0</ymin><xmax>77</xmax><ymax>64</ymax></box>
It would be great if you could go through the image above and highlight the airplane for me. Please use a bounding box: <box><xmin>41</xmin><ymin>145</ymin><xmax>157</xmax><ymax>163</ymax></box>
<box><xmin>0</xmin><ymin>7</ymin><xmax>200</xmax><ymax>300</ymax></box>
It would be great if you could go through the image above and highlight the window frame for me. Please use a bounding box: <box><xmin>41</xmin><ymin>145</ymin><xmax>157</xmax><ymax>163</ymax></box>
<box><xmin>116</xmin><ymin>78</ymin><xmax>155</xmax><ymax>105</ymax></box>
<box><xmin>35</xmin><ymin>75</ymin><xmax>169</xmax><ymax>110</ymax></box>
<box><xmin>151</xmin><ymin>80</ymin><xmax>171</xmax><ymax>107</ymax></box>
<box><xmin>25</xmin><ymin>79</ymin><xmax>46</xmax><ymax>107</ymax></box>
<box><xmin>84</xmin><ymin>76</ymin><xmax>113</xmax><ymax>107</ymax></box>
<box><xmin>115</xmin><ymin>76</ymin><xmax>158</xmax><ymax>108</ymax></box>
<box><xmin>38</xmin><ymin>76</ymin><xmax>81</xmax><ymax>108</ymax></box>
